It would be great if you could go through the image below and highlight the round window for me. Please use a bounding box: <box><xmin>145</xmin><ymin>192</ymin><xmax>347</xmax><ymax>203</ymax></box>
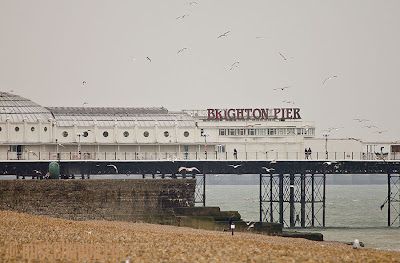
<box><xmin>15</xmin><ymin>127</ymin><xmax>19</xmax><ymax>132</ymax></box>
<box><xmin>62</xmin><ymin>131</ymin><xmax>68</xmax><ymax>137</ymax></box>
<box><xmin>164</xmin><ymin>131</ymin><xmax>169</xmax><ymax>137</ymax></box>
<box><xmin>184</xmin><ymin>131</ymin><xmax>189</xmax><ymax>137</ymax></box>
<box><xmin>103</xmin><ymin>131</ymin><xmax>109</xmax><ymax>137</ymax></box>
<box><xmin>0</xmin><ymin>127</ymin><xmax>2</xmax><ymax>131</ymax></box>
<box><xmin>83</xmin><ymin>131</ymin><xmax>89</xmax><ymax>137</ymax></box>
<box><xmin>44</xmin><ymin>127</ymin><xmax>48</xmax><ymax>132</ymax></box>
<box><xmin>143</xmin><ymin>131</ymin><xmax>149</xmax><ymax>137</ymax></box>
<box><xmin>123</xmin><ymin>131</ymin><xmax>129</xmax><ymax>137</ymax></box>
<box><xmin>31</xmin><ymin>127</ymin><xmax>35</xmax><ymax>132</ymax></box>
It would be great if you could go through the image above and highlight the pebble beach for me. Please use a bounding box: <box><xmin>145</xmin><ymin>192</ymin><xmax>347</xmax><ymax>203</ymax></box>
<box><xmin>1</xmin><ymin>210</ymin><xmax>399</xmax><ymax>262</ymax></box>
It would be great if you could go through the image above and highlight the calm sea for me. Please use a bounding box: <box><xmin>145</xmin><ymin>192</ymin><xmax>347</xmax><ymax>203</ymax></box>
<box><xmin>206</xmin><ymin>184</ymin><xmax>400</xmax><ymax>251</ymax></box>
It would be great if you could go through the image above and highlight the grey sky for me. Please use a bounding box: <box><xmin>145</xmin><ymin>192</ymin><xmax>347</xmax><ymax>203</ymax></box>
<box><xmin>1</xmin><ymin>1</ymin><xmax>399</xmax><ymax>142</ymax></box>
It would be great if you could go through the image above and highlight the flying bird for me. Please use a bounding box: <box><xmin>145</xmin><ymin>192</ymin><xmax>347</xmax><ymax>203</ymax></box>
<box><xmin>279</xmin><ymin>52</ymin><xmax>288</xmax><ymax>60</ymax></box>
<box><xmin>176</xmin><ymin>14</ymin><xmax>188</xmax><ymax>19</ymax></box>
<box><xmin>246</xmin><ymin>221</ymin><xmax>255</xmax><ymax>230</ymax></box>
<box><xmin>178</xmin><ymin>167</ymin><xmax>200</xmax><ymax>173</ymax></box>
<box><xmin>146</xmin><ymin>56</ymin><xmax>152</xmax><ymax>62</ymax></box>
<box><xmin>82</xmin><ymin>81</ymin><xmax>86</xmax><ymax>85</ymax></box>
<box><xmin>229</xmin><ymin>61</ymin><xmax>240</xmax><ymax>70</ymax></box>
<box><xmin>363</xmin><ymin>125</ymin><xmax>377</xmax><ymax>129</ymax></box>
<box><xmin>262</xmin><ymin>167</ymin><xmax>275</xmax><ymax>172</ymax></box>
<box><xmin>217</xmin><ymin>31</ymin><xmax>230</xmax><ymax>38</ymax></box>
<box><xmin>270</xmin><ymin>160</ymin><xmax>277</xmax><ymax>164</ymax></box>
<box><xmin>323</xmin><ymin>75</ymin><xmax>338</xmax><ymax>85</ymax></box>
<box><xmin>282</xmin><ymin>100</ymin><xmax>295</xmax><ymax>105</ymax></box>
<box><xmin>374</xmin><ymin>130</ymin><xmax>387</xmax><ymax>134</ymax></box>
<box><xmin>188</xmin><ymin>1</ymin><xmax>198</xmax><ymax>4</ymax></box>
<box><xmin>273</xmin><ymin>86</ymin><xmax>290</xmax><ymax>91</ymax></box>
<box><xmin>323</xmin><ymin>161</ymin><xmax>337</xmax><ymax>165</ymax></box>
<box><xmin>33</xmin><ymin>170</ymin><xmax>42</xmax><ymax>175</ymax></box>
<box><xmin>353</xmin><ymin>118</ymin><xmax>369</xmax><ymax>122</ymax></box>
<box><xmin>228</xmin><ymin>164</ymin><xmax>242</xmax><ymax>169</ymax></box>
<box><xmin>83</xmin><ymin>102</ymin><xmax>89</xmax><ymax>106</ymax></box>
<box><xmin>107</xmin><ymin>164</ymin><xmax>118</xmax><ymax>173</ymax></box>
<box><xmin>177</xmin><ymin>47</ymin><xmax>187</xmax><ymax>54</ymax></box>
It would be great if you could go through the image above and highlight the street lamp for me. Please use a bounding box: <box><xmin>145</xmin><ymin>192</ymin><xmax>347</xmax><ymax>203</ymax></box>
<box><xmin>322</xmin><ymin>127</ymin><xmax>342</xmax><ymax>160</ymax></box>
<box><xmin>201</xmin><ymin>133</ymin><xmax>209</xmax><ymax>159</ymax></box>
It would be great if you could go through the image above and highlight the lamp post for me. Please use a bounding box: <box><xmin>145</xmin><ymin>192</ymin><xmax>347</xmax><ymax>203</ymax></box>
<box><xmin>323</xmin><ymin>133</ymin><xmax>329</xmax><ymax>159</ymax></box>
<box><xmin>202</xmin><ymin>133</ymin><xmax>209</xmax><ymax>160</ymax></box>
<box><xmin>77</xmin><ymin>133</ymin><xmax>83</xmax><ymax>159</ymax></box>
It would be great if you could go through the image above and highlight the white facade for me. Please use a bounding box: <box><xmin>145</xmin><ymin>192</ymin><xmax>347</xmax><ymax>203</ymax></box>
<box><xmin>0</xmin><ymin>92</ymin><xmax>397</xmax><ymax>161</ymax></box>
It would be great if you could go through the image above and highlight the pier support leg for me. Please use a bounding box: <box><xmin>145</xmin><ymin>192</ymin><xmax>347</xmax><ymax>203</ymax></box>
<box><xmin>323</xmin><ymin>173</ymin><xmax>326</xmax><ymax>227</ymax></box>
<box><xmin>311</xmin><ymin>173</ymin><xmax>315</xmax><ymax>227</ymax></box>
<box><xmin>290</xmin><ymin>174</ymin><xmax>295</xmax><ymax>227</ymax></box>
<box><xmin>279</xmin><ymin>174</ymin><xmax>284</xmax><ymax>225</ymax></box>
<box><xmin>270</xmin><ymin>173</ymin><xmax>274</xmax><ymax>223</ymax></box>
<box><xmin>301</xmin><ymin>173</ymin><xmax>306</xmax><ymax>228</ymax></box>
<box><xmin>388</xmin><ymin>173</ymin><xmax>391</xmax><ymax>227</ymax></box>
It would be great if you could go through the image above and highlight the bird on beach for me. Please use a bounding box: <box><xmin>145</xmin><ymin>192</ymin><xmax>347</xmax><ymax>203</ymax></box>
<box><xmin>217</xmin><ymin>31</ymin><xmax>230</xmax><ymax>38</ymax></box>
<box><xmin>262</xmin><ymin>167</ymin><xmax>275</xmax><ymax>172</ymax></box>
<box><xmin>323</xmin><ymin>75</ymin><xmax>338</xmax><ymax>85</ymax></box>
<box><xmin>353</xmin><ymin>239</ymin><xmax>361</xmax><ymax>249</ymax></box>
<box><xmin>107</xmin><ymin>164</ymin><xmax>118</xmax><ymax>173</ymax></box>
<box><xmin>228</xmin><ymin>164</ymin><xmax>242</xmax><ymax>169</ymax></box>
<box><xmin>178</xmin><ymin>167</ymin><xmax>200</xmax><ymax>173</ymax></box>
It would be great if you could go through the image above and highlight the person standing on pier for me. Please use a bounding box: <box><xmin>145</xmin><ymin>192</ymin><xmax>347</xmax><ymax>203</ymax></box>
<box><xmin>233</xmin><ymin>148</ymin><xmax>238</xmax><ymax>159</ymax></box>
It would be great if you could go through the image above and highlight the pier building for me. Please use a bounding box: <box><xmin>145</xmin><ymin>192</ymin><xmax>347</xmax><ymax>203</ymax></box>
<box><xmin>0</xmin><ymin>91</ymin><xmax>398</xmax><ymax>161</ymax></box>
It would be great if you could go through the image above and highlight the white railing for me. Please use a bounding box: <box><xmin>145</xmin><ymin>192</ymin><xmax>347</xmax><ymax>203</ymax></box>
<box><xmin>1</xmin><ymin>151</ymin><xmax>399</xmax><ymax>161</ymax></box>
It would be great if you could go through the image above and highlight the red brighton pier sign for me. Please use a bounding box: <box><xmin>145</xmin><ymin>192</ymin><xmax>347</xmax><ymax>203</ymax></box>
<box><xmin>207</xmin><ymin>108</ymin><xmax>301</xmax><ymax>120</ymax></box>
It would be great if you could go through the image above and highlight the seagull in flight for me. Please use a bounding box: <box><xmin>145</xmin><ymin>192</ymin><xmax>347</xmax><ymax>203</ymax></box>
<box><xmin>82</xmin><ymin>81</ymin><xmax>86</xmax><ymax>85</ymax></box>
<box><xmin>176</xmin><ymin>14</ymin><xmax>188</xmax><ymax>19</ymax></box>
<box><xmin>33</xmin><ymin>170</ymin><xmax>42</xmax><ymax>175</ymax></box>
<box><xmin>177</xmin><ymin>47</ymin><xmax>187</xmax><ymax>54</ymax></box>
<box><xmin>178</xmin><ymin>167</ymin><xmax>200</xmax><ymax>173</ymax></box>
<box><xmin>83</xmin><ymin>102</ymin><xmax>89</xmax><ymax>106</ymax></box>
<box><xmin>270</xmin><ymin>160</ymin><xmax>277</xmax><ymax>164</ymax></box>
<box><xmin>274</xmin><ymin>86</ymin><xmax>290</xmax><ymax>91</ymax></box>
<box><xmin>374</xmin><ymin>130</ymin><xmax>388</xmax><ymax>134</ymax></box>
<box><xmin>282</xmin><ymin>100</ymin><xmax>295</xmax><ymax>105</ymax></box>
<box><xmin>323</xmin><ymin>75</ymin><xmax>338</xmax><ymax>85</ymax></box>
<box><xmin>279</xmin><ymin>52</ymin><xmax>293</xmax><ymax>61</ymax></box>
<box><xmin>217</xmin><ymin>31</ymin><xmax>230</xmax><ymax>38</ymax></box>
<box><xmin>363</xmin><ymin>125</ymin><xmax>378</xmax><ymax>129</ymax></box>
<box><xmin>107</xmin><ymin>164</ymin><xmax>119</xmax><ymax>173</ymax></box>
<box><xmin>188</xmin><ymin>1</ymin><xmax>198</xmax><ymax>4</ymax></box>
<box><xmin>323</xmin><ymin>161</ymin><xmax>337</xmax><ymax>165</ymax></box>
<box><xmin>229</xmin><ymin>60</ymin><xmax>240</xmax><ymax>70</ymax></box>
<box><xmin>146</xmin><ymin>56</ymin><xmax>152</xmax><ymax>62</ymax></box>
<box><xmin>353</xmin><ymin>118</ymin><xmax>369</xmax><ymax>122</ymax></box>
<box><xmin>262</xmin><ymin>167</ymin><xmax>275</xmax><ymax>172</ymax></box>
<box><xmin>246</xmin><ymin>222</ymin><xmax>255</xmax><ymax>230</ymax></box>
<box><xmin>228</xmin><ymin>164</ymin><xmax>242</xmax><ymax>169</ymax></box>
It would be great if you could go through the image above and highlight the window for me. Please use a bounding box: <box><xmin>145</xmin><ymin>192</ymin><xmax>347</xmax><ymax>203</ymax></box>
<box><xmin>287</xmin><ymin>128</ymin><xmax>295</xmax><ymax>135</ymax></box>
<box><xmin>15</xmin><ymin>127</ymin><xmax>19</xmax><ymax>132</ymax></box>
<box><xmin>103</xmin><ymin>131</ymin><xmax>109</xmax><ymax>137</ymax></box>
<box><xmin>31</xmin><ymin>127</ymin><xmax>35</xmax><ymax>132</ymax></box>
<box><xmin>237</xmin><ymin>129</ymin><xmax>245</xmax><ymax>136</ymax></box>
<box><xmin>143</xmin><ymin>131</ymin><xmax>149</xmax><ymax>137</ymax></box>
<box><xmin>83</xmin><ymin>131</ymin><xmax>89</xmax><ymax>137</ymax></box>
<box><xmin>184</xmin><ymin>145</ymin><xmax>189</xmax><ymax>152</ymax></box>
<box><xmin>184</xmin><ymin>131</ymin><xmax>189</xmax><ymax>137</ymax></box>
<box><xmin>256</xmin><ymin>129</ymin><xmax>266</xmax><ymax>136</ymax></box>
<box><xmin>268</xmin><ymin>128</ymin><xmax>275</xmax><ymax>135</ymax></box>
<box><xmin>62</xmin><ymin>131</ymin><xmax>68</xmax><ymax>137</ymax></box>
<box><xmin>0</xmin><ymin>127</ymin><xmax>2</xmax><ymax>131</ymax></box>
<box><xmin>247</xmin><ymin>129</ymin><xmax>255</xmax><ymax>135</ymax></box>
<box><xmin>219</xmin><ymin>129</ymin><xmax>226</xmax><ymax>136</ymax></box>
<box><xmin>44</xmin><ymin>127</ymin><xmax>48</xmax><ymax>132</ymax></box>
<box><xmin>277</xmin><ymin>128</ymin><xmax>285</xmax><ymax>135</ymax></box>
<box><xmin>123</xmin><ymin>131</ymin><xmax>129</xmax><ymax>137</ymax></box>
<box><xmin>229</xmin><ymin>129</ymin><xmax>235</xmax><ymax>135</ymax></box>
<box><xmin>164</xmin><ymin>131</ymin><xmax>169</xmax><ymax>137</ymax></box>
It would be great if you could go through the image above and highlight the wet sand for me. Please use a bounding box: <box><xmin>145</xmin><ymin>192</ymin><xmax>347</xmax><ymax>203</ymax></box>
<box><xmin>1</xmin><ymin>210</ymin><xmax>399</xmax><ymax>262</ymax></box>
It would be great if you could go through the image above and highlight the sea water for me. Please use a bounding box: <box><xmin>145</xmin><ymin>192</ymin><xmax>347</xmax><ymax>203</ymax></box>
<box><xmin>206</xmin><ymin>184</ymin><xmax>400</xmax><ymax>251</ymax></box>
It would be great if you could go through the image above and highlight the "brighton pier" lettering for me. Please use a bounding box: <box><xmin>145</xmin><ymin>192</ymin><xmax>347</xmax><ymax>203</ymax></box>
<box><xmin>207</xmin><ymin>108</ymin><xmax>301</xmax><ymax>120</ymax></box>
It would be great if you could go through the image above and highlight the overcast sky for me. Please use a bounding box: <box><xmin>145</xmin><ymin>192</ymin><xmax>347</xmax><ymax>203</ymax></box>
<box><xmin>1</xmin><ymin>1</ymin><xmax>399</xmax><ymax>142</ymax></box>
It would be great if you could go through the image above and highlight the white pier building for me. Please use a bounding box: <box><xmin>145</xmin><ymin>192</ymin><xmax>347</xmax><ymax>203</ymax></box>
<box><xmin>0</xmin><ymin>92</ymin><xmax>398</xmax><ymax>161</ymax></box>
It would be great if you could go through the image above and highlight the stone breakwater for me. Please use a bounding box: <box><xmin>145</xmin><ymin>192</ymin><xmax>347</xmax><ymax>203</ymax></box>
<box><xmin>1</xmin><ymin>210</ymin><xmax>399</xmax><ymax>262</ymax></box>
<box><xmin>0</xmin><ymin>179</ymin><xmax>195</xmax><ymax>224</ymax></box>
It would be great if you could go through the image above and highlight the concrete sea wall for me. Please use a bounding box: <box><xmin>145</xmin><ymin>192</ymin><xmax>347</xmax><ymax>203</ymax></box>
<box><xmin>0</xmin><ymin>179</ymin><xmax>196</xmax><ymax>224</ymax></box>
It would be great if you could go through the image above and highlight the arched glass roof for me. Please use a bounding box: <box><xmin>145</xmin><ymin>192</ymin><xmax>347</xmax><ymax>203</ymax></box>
<box><xmin>0</xmin><ymin>92</ymin><xmax>53</xmax><ymax>122</ymax></box>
